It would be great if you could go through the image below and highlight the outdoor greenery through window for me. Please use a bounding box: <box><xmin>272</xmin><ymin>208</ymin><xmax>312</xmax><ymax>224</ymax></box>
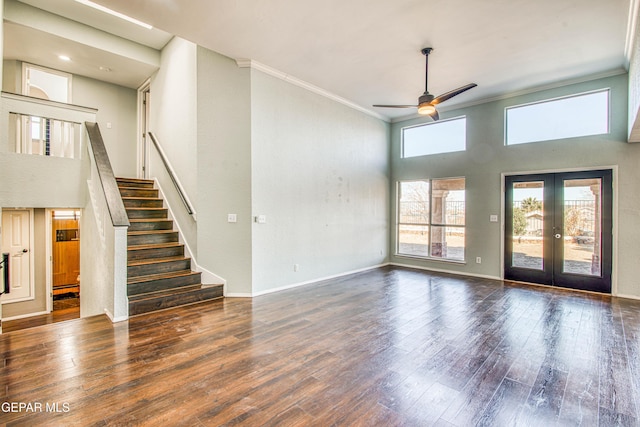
<box><xmin>402</xmin><ymin>117</ymin><xmax>466</xmax><ymax>158</ymax></box>
<box><xmin>505</xmin><ymin>89</ymin><xmax>609</xmax><ymax>145</ymax></box>
<box><xmin>397</xmin><ymin>178</ymin><xmax>465</xmax><ymax>261</ymax></box>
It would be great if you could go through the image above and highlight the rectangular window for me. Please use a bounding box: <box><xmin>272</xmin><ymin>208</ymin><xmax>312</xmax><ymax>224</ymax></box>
<box><xmin>23</xmin><ymin>64</ymin><xmax>72</xmax><ymax>103</ymax></box>
<box><xmin>397</xmin><ymin>178</ymin><xmax>465</xmax><ymax>261</ymax></box>
<box><xmin>505</xmin><ymin>89</ymin><xmax>609</xmax><ymax>145</ymax></box>
<box><xmin>402</xmin><ymin>116</ymin><xmax>466</xmax><ymax>158</ymax></box>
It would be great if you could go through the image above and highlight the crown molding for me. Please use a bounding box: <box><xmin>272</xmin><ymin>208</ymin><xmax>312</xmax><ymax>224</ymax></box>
<box><xmin>236</xmin><ymin>59</ymin><xmax>388</xmax><ymax>122</ymax></box>
<box><xmin>625</xmin><ymin>0</ymin><xmax>640</xmax><ymax>69</ymax></box>
<box><xmin>390</xmin><ymin>68</ymin><xmax>627</xmax><ymax>123</ymax></box>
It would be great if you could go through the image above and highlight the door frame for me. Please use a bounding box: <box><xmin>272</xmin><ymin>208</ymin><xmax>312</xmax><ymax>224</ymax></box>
<box><xmin>0</xmin><ymin>208</ymin><xmax>36</xmax><ymax>304</ymax></box>
<box><xmin>137</xmin><ymin>79</ymin><xmax>151</xmax><ymax>179</ymax></box>
<box><xmin>501</xmin><ymin>166</ymin><xmax>618</xmax><ymax>295</ymax></box>
<box><xmin>45</xmin><ymin>208</ymin><xmax>53</xmax><ymax>313</ymax></box>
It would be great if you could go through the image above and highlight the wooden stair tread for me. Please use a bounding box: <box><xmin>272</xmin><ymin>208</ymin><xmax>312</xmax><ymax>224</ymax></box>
<box><xmin>116</xmin><ymin>177</ymin><xmax>153</xmax><ymax>182</ymax></box>
<box><xmin>122</xmin><ymin>196</ymin><xmax>163</xmax><ymax>201</ymax></box>
<box><xmin>127</xmin><ymin>269</ymin><xmax>200</xmax><ymax>284</ymax></box>
<box><xmin>128</xmin><ymin>230</ymin><xmax>177</xmax><ymax>236</ymax></box>
<box><xmin>128</xmin><ymin>242</ymin><xmax>183</xmax><ymax>250</ymax></box>
<box><xmin>117</xmin><ymin>176</ymin><xmax>223</xmax><ymax>316</ymax></box>
<box><xmin>128</xmin><ymin>256</ymin><xmax>189</xmax><ymax>267</ymax></box>
<box><xmin>127</xmin><ymin>284</ymin><xmax>219</xmax><ymax>301</ymax></box>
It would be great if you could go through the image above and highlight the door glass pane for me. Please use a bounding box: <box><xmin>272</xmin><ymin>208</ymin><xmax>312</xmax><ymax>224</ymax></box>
<box><xmin>563</xmin><ymin>179</ymin><xmax>601</xmax><ymax>276</ymax></box>
<box><xmin>512</xmin><ymin>181</ymin><xmax>544</xmax><ymax>270</ymax></box>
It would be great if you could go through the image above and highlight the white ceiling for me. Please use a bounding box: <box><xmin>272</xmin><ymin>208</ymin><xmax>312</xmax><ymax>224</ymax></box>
<box><xmin>4</xmin><ymin>0</ymin><xmax>633</xmax><ymax>120</ymax></box>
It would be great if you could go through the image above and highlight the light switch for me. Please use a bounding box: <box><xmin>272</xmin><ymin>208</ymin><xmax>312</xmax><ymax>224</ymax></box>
<box><xmin>227</xmin><ymin>214</ymin><xmax>237</xmax><ymax>223</ymax></box>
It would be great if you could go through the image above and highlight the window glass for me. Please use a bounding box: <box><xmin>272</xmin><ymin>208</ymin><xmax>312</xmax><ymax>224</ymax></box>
<box><xmin>506</xmin><ymin>90</ymin><xmax>609</xmax><ymax>145</ymax></box>
<box><xmin>402</xmin><ymin>117</ymin><xmax>466</xmax><ymax>158</ymax></box>
<box><xmin>24</xmin><ymin>65</ymin><xmax>71</xmax><ymax>103</ymax></box>
<box><xmin>397</xmin><ymin>178</ymin><xmax>465</xmax><ymax>261</ymax></box>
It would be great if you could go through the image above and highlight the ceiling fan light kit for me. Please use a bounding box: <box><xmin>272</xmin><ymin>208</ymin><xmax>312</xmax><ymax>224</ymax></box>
<box><xmin>373</xmin><ymin>47</ymin><xmax>477</xmax><ymax>120</ymax></box>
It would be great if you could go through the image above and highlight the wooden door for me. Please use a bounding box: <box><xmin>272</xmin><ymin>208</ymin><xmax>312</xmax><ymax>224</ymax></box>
<box><xmin>52</xmin><ymin>216</ymin><xmax>80</xmax><ymax>290</ymax></box>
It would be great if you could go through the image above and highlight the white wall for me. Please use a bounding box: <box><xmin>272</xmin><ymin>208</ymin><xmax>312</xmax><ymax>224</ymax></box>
<box><xmin>73</xmin><ymin>76</ymin><xmax>138</xmax><ymax>177</ymax></box>
<box><xmin>628</xmin><ymin>2</ymin><xmax>640</xmax><ymax>142</ymax></box>
<box><xmin>250</xmin><ymin>70</ymin><xmax>389</xmax><ymax>294</ymax></box>
<box><xmin>195</xmin><ymin>46</ymin><xmax>253</xmax><ymax>295</ymax></box>
<box><xmin>390</xmin><ymin>73</ymin><xmax>640</xmax><ymax>299</ymax></box>
<box><xmin>149</xmin><ymin>37</ymin><xmax>198</xmax><ymax>255</ymax></box>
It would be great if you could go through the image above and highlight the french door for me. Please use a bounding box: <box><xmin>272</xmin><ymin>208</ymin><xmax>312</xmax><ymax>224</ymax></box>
<box><xmin>504</xmin><ymin>170</ymin><xmax>612</xmax><ymax>293</ymax></box>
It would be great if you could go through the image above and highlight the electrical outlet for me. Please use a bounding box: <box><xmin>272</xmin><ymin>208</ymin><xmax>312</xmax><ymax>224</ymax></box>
<box><xmin>227</xmin><ymin>214</ymin><xmax>237</xmax><ymax>223</ymax></box>
<box><xmin>476</xmin><ymin>257</ymin><xmax>482</xmax><ymax>264</ymax></box>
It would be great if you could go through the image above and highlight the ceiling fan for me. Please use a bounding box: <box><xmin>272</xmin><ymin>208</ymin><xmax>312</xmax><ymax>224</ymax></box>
<box><xmin>373</xmin><ymin>47</ymin><xmax>477</xmax><ymax>121</ymax></box>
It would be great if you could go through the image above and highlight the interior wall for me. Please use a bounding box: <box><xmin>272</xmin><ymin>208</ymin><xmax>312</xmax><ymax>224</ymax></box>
<box><xmin>73</xmin><ymin>76</ymin><xmax>138</xmax><ymax>177</ymax></box>
<box><xmin>1</xmin><ymin>59</ymin><xmax>19</xmax><ymax>92</ymax></box>
<box><xmin>390</xmin><ymin>73</ymin><xmax>640</xmax><ymax>298</ymax></box>
<box><xmin>148</xmin><ymin>37</ymin><xmax>198</xmax><ymax>256</ymax></box>
<box><xmin>628</xmin><ymin>3</ymin><xmax>640</xmax><ymax>142</ymax></box>
<box><xmin>195</xmin><ymin>46</ymin><xmax>253</xmax><ymax>295</ymax></box>
<box><xmin>250</xmin><ymin>70</ymin><xmax>389</xmax><ymax>294</ymax></box>
<box><xmin>1</xmin><ymin>59</ymin><xmax>138</xmax><ymax>178</ymax></box>
<box><xmin>2</xmin><ymin>209</ymin><xmax>47</xmax><ymax>319</ymax></box>
<box><xmin>149</xmin><ymin>37</ymin><xmax>198</xmax><ymax>207</ymax></box>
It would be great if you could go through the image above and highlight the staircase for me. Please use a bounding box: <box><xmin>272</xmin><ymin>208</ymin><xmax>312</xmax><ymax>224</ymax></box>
<box><xmin>117</xmin><ymin>177</ymin><xmax>223</xmax><ymax>316</ymax></box>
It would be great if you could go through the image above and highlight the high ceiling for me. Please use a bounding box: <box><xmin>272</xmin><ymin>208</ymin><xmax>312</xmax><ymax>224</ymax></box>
<box><xmin>4</xmin><ymin>0</ymin><xmax>633</xmax><ymax>121</ymax></box>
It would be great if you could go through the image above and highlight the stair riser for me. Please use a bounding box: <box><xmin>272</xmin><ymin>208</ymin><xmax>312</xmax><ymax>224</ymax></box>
<box><xmin>128</xmin><ymin>273</ymin><xmax>202</xmax><ymax>296</ymax></box>
<box><xmin>128</xmin><ymin>220</ymin><xmax>174</xmax><ymax>231</ymax></box>
<box><xmin>119</xmin><ymin>188</ymin><xmax>159</xmax><ymax>198</ymax></box>
<box><xmin>116</xmin><ymin>179</ymin><xmax>155</xmax><ymax>189</ymax></box>
<box><xmin>126</xmin><ymin>209</ymin><xmax>168</xmax><ymax>219</ymax></box>
<box><xmin>128</xmin><ymin>232</ymin><xmax>178</xmax><ymax>246</ymax></box>
<box><xmin>123</xmin><ymin>199</ymin><xmax>164</xmax><ymax>208</ymax></box>
<box><xmin>128</xmin><ymin>246</ymin><xmax>184</xmax><ymax>261</ymax></box>
<box><xmin>129</xmin><ymin>286</ymin><xmax>224</xmax><ymax>316</ymax></box>
<box><xmin>128</xmin><ymin>259</ymin><xmax>192</xmax><ymax>278</ymax></box>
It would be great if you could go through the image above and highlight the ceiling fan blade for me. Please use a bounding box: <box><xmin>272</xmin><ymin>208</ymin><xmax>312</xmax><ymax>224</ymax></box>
<box><xmin>431</xmin><ymin>83</ymin><xmax>477</xmax><ymax>105</ymax></box>
<box><xmin>372</xmin><ymin>104</ymin><xmax>418</xmax><ymax>108</ymax></box>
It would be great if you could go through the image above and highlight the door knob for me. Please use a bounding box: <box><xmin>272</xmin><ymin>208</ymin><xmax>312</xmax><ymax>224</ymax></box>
<box><xmin>554</xmin><ymin>234</ymin><xmax>562</xmax><ymax>239</ymax></box>
<box><xmin>22</xmin><ymin>249</ymin><xmax>28</xmax><ymax>253</ymax></box>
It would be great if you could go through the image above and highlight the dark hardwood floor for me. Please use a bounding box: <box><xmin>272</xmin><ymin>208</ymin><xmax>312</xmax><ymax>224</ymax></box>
<box><xmin>2</xmin><ymin>297</ymin><xmax>80</xmax><ymax>333</ymax></box>
<box><xmin>1</xmin><ymin>266</ymin><xmax>639</xmax><ymax>426</ymax></box>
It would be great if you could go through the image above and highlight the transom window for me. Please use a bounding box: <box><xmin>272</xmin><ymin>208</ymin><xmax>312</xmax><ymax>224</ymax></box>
<box><xmin>397</xmin><ymin>178</ymin><xmax>466</xmax><ymax>261</ymax></box>
<box><xmin>505</xmin><ymin>89</ymin><xmax>609</xmax><ymax>145</ymax></box>
<box><xmin>402</xmin><ymin>116</ymin><xmax>466</xmax><ymax>158</ymax></box>
<box><xmin>22</xmin><ymin>64</ymin><xmax>72</xmax><ymax>103</ymax></box>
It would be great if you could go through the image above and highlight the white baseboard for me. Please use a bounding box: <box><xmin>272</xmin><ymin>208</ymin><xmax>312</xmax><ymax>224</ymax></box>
<box><xmin>1</xmin><ymin>310</ymin><xmax>49</xmax><ymax>322</ymax></box>
<box><xmin>389</xmin><ymin>262</ymin><xmax>502</xmax><ymax>281</ymax></box>
<box><xmin>104</xmin><ymin>308</ymin><xmax>128</xmax><ymax>323</ymax></box>
<box><xmin>615</xmin><ymin>293</ymin><xmax>640</xmax><ymax>301</ymax></box>
<box><xmin>228</xmin><ymin>263</ymin><xmax>389</xmax><ymax>298</ymax></box>
<box><xmin>225</xmin><ymin>293</ymin><xmax>253</xmax><ymax>298</ymax></box>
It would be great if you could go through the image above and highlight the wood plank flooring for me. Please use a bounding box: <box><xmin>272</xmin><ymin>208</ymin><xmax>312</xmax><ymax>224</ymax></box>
<box><xmin>1</xmin><ymin>266</ymin><xmax>639</xmax><ymax>426</ymax></box>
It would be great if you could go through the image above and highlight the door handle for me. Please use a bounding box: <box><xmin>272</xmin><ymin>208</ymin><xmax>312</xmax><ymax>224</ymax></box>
<box><xmin>554</xmin><ymin>234</ymin><xmax>562</xmax><ymax>239</ymax></box>
<box><xmin>22</xmin><ymin>249</ymin><xmax>28</xmax><ymax>253</ymax></box>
